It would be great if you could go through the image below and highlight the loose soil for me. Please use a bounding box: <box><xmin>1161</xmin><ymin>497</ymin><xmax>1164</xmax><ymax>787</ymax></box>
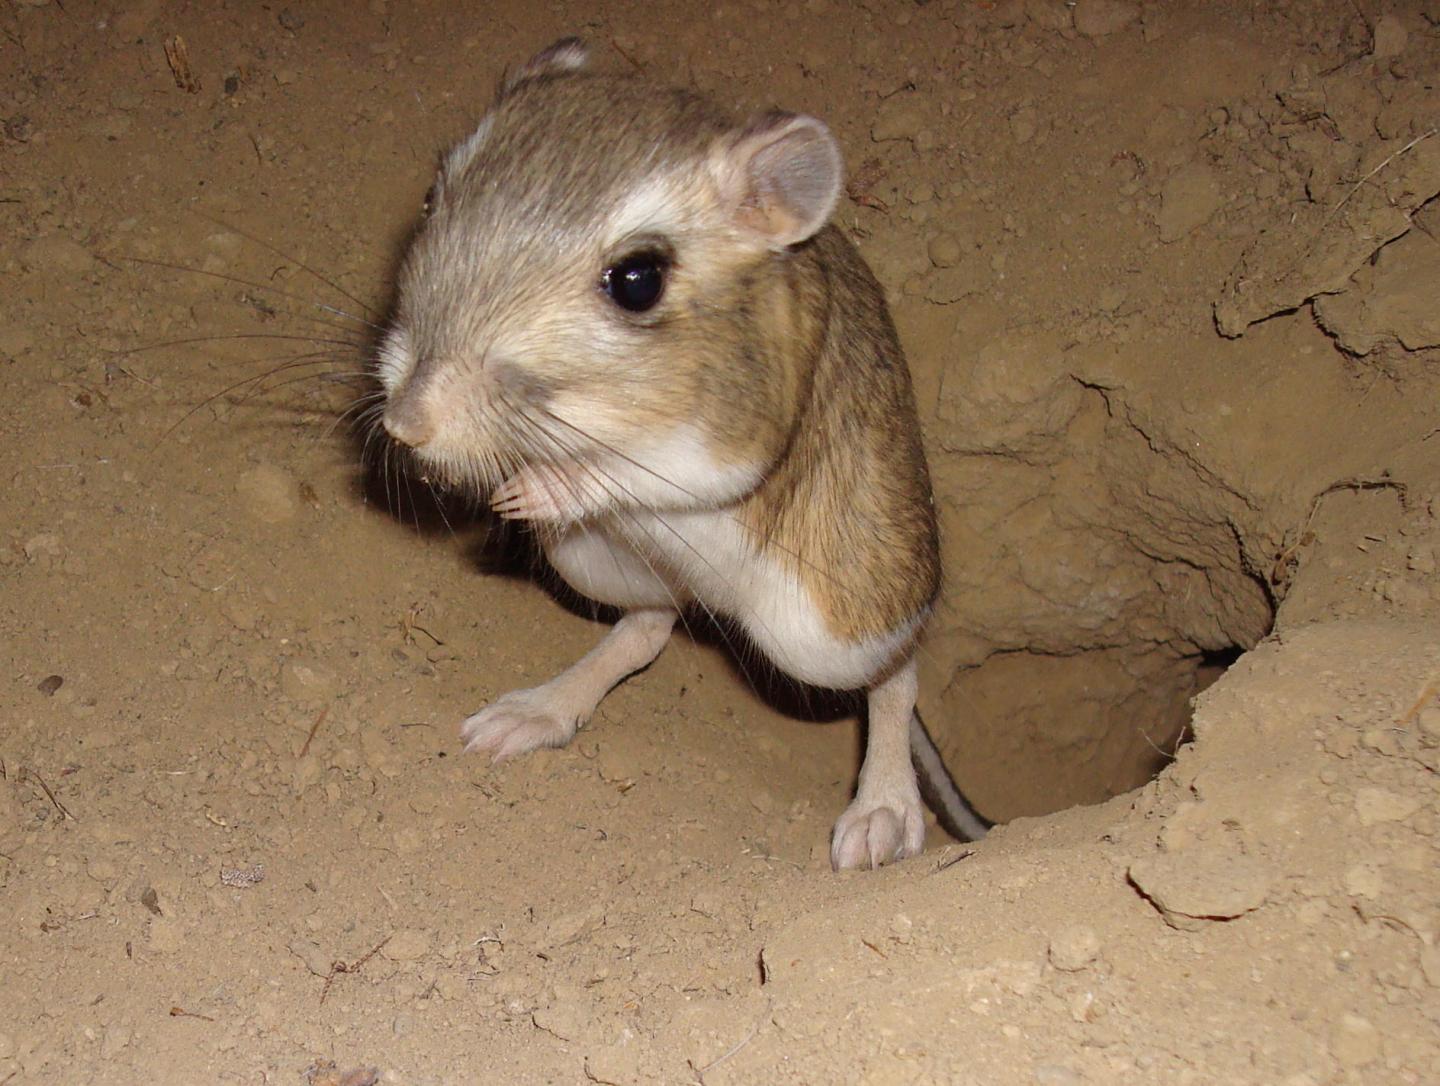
<box><xmin>3</xmin><ymin>2</ymin><xmax>1439</xmax><ymax>1083</ymax></box>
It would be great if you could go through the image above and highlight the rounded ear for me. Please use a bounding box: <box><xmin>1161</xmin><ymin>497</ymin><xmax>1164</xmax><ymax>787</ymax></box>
<box><xmin>711</xmin><ymin>112</ymin><xmax>843</xmax><ymax>249</ymax></box>
<box><xmin>501</xmin><ymin>37</ymin><xmax>590</xmax><ymax>95</ymax></box>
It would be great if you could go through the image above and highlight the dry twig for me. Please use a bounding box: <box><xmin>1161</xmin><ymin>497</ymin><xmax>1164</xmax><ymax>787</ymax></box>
<box><xmin>299</xmin><ymin>706</ymin><xmax>329</xmax><ymax>758</ymax></box>
<box><xmin>1324</xmin><ymin>127</ymin><xmax>1438</xmax><ymax>227</ymax></box>
<box><xmin>320</xmin><ymin>935</ymin><xmax>392</xmax><ymax>1005</ymax></box>
<box><xmin>689</xmin><ymin>1000</ymin><xmax>771</xmax><ymax>1084</ymax></box>
<box><xmin>168</xmin><ymin>1006</ymin><xmax>215</xmax><ymax>1022</ymax></box>
<box><xmin>1399</xmin><ymin>680</ymin><xmax>1438</xmax><ymax>726</ymax></box>
<box><xmin>21</xmin><ymin>767</ymin><xmax>75</xmax><ymax>821</ymax></box>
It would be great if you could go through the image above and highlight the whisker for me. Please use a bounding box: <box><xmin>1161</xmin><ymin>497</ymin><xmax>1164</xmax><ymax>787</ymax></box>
<box><xmin>529</xmin><ymin>402</ymin><xmax>709</xmax><ymax>506</ymax></box>
<box><xmin>515</xmin><ymin>402</ymin><xmax>826</xmax><ymax>688</ymax></box>
<box><xmin>381</xmin><ymin>438</ymin><xmax>397</xmax><ymax>518</ymax></box>
<box><xmin>424</xmin><ymin>476</ymin><xmax>459</xmax><ymax>540</ymax></box>
<box><xmin>321</xmin><ymin>389</ymin><xmax>386</xmax><ymax>445</ymax></box>
<box><xmin>232</xmin><ymin>368</ymin><xmax>373</xmax><ymax>406</ymax></box>
<box><xmin>501</xmin><ymin>401</ymin><xmax>739</xmax><ymax>659</ymax></box>
<box><xmin>187</xmin><ymin>210</ymin><xmax>383</xmax><ymax>323</ymax></box>
<box><xmin>357</xmin><ymin>404</ymin><xmax>390</xmax><ymax>469</ymax></box>
<box><xmin>116</xmin><ymin>331</ymin><xmax>368</xmax><ymax>357</ymax></box>
<box><xmin>533</xmin><ymin>402</ymin><xmax>846</xmax><ymax>602</ymax></box>
<box><xmin>116</xmin><ymin>256</ymin><xmax>384</xmax><ymax>332</ymax></box>
<box><xmin>152</xmin><ymin>352</ymin><xmax>360</xmax><ymax>445</ymax></box>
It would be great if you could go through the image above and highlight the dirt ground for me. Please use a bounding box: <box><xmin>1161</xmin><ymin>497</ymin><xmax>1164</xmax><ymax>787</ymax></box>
<box><xmin>4</xmin><ymin>1</ymin><xmax>1440</xmax><ymax>1082</ymax></box>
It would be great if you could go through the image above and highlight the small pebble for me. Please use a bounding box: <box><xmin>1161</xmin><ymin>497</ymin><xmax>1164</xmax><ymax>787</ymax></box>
<box><xmin>86</xmin><ymin>857</ymin><xmax>119</xmax><ymax>882</ymax></box>
<box><xmin>1072</xmin><ymin>0</ymin><xmax>1139</xmax><ymax>37</ymax></box>
<box><xmin>1329</xmin><ymin>1013</ymin><xmax>1380</xmax><ymax>1068</ymax></box>
<box><xmin>23</xmin><ymin>533</ymin><xmax>62</xmax><ymax>561</ymax></box>
<box><xmin>890</xmin><ymin>912</ymin><xmax>914</xmax><ymax>941</ymax></box>
<box><xmin>36</xmin><ymin>674</ymin><xmax>64</xmax><ymax>696</ymax></box>
<box><xmin>1128</xmin><ymin>853</ymin><xmax>1272</xmax><ymax>930</ymax></box>
<box><xmin>871</xmin><ymin>97</ymin><xmax>923</xmax><ymax>143</ymax></box>
<box><xmin>1341</xmin><ymin>864</ymin><xmax>1383</xmax><ymax>899</ymax></box>
<box><xmin>1416</xmin><ymin>705</ymin><xmax>1440</xmax><ymax>742</ymax></box>
<box><xmin>1008</xmin><ymin>104</ymin><xmax>1038</xmax><ymax>145</ymax></box>
<box><xmin>1370</xmin><ymin>13</ymin><xmax>1408</xmax><ymax>58</ymax></box>
<box><xmin>1033</xmin><ymin>1065</ymin><xmax>1082</xmax><ymax>1086</ymax></box>
<box><xmin>1068</xmin><ymin>990</ymin><xmax>1098</xmax><ymax>1023</ymax></box>
<box><xmin>219</xmin><ymin>863</ymin><xmax>265</xmax><ymax>889</ymax></box>
<box><xmin>1156</xmin><ymin>163</ymin><xmax>1223</xmax><ymax>242</ymax></box>
<box><xmin>1354</xmin><ymin>787</ymin><xmax>1421</xmax><ymax>825</ymax></box>
<box><xmin>927</xmin><ymin>232</ymin><xmax>963</xmax><ymax>268</ymax></box>
<box><xmin>382</xmin><ymin>928</ymin><xmax>432</xmax><ymax>962</ymax></box>
<box><xmin>1359</xmin><ymin>728</ymin><xmax>1399</xmax><ymax>755</ymax></box>
<box><xmin>236</xmin><ymin>464</ymin><xmax>300</xmax><ymax>525</ymax></box>
<box><xmin>1048</xmin><ymin>925</ymin><xmax>1101</xmax><ymax>972</ymax></box>
<box><xmin>21</xmin><ymin>234</ymin><xmax>96</xmax><ymax>275</ymax></box>
<box><xmin>100</xmin><ymin>1026</ymin><xmax>131</xmax><ymax>1059</ymax></box>
<box><xmin>289</xmin><ymin>938</ymin><xmax>332</xmax><ymax>977</ymax></box>
<box><xmin>279</xmin><ymin>658</ymin><xmax>337</xmax><ymax>703</ymax></box>
<box><xmin>4</xmin><ymin>114</ymin><xmax>33</xmax><ymax>143</ymax></box>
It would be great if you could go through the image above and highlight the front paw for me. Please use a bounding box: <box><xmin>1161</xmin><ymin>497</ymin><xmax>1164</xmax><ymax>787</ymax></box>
<box><xmin>460</xmin><ymin>687</ymin><xmax>581</xmax><ymax>762</ymax></box>
<box><xmin>830</xmin><ymin>791</ymin><xmax>926</xmax><ymax>871</ymax></box>
<box><xmin>491</xmin><ymin>464</ymin><xmax>597</xmax><ymax>522</ymax></box>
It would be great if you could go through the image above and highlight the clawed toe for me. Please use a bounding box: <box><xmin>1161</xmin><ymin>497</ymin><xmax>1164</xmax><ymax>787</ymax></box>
<box><xmin>460</xmin><ymin>689</ymin><xmax>580</xmax><ymax>761</ymax></box>
<box><xmin>830</xmin><ymin>796</ymin><xmax>925</xmax><ymax>871</ymax></box>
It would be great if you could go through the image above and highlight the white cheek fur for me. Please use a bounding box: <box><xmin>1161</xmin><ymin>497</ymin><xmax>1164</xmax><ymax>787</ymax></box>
<box><xmin>586</xmin><ymin>422</ymin><xmax>764</xmax><ymax>513</ymax></box>
<box><xmin>375</xmin><ymin>326</ymin><xmax>412</xmax><ymax>392</ymax></box>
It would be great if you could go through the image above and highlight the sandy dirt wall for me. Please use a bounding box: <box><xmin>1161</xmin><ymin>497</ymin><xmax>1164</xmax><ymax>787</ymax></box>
<box><xmin>2</xmin><ymin>1</ymin><xmax>1439</xmax><ymax>1083</ymax></box>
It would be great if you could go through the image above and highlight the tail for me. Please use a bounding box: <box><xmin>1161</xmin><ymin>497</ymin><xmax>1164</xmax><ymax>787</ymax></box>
<box><xmin>910</xmin><ymin>708</ymin><xmax>991</xmax><ymax>842</ymax></box>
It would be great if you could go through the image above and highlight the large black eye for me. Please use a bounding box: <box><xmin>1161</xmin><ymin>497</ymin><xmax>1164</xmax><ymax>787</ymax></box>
<box><xmin>601</xmin><ymin>251</ymin><xmax>667</xmax><ymax>313</ymax></box>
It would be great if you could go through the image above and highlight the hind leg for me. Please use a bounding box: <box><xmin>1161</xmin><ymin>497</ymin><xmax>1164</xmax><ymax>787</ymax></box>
<box><xmin>830</xmin><ymin>655</ymin><xmax>926</xmax><ymax>870</ymax></box>
<box><xmin>462</xmin><ymin>526</ymin><xmax>680</xmax><ymax>760</ymax></box>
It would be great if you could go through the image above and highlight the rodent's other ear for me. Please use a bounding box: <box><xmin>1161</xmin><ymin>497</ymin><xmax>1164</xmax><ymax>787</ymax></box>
<box><xmin>501</xmin><ymin>37</ymin><xmax>590</xmax><ymax>95</ymax></box>
<box><xmin>712</xmin><ymin>112</ymin><xmax>843</xmax><ymax>249</ymax></box>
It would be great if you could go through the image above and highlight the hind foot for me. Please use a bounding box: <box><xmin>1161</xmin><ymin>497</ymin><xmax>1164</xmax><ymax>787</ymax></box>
<box><xmin>830</xmin><ymin>787</ymin><xmax>925</xmax><ymax>871</ymax></box>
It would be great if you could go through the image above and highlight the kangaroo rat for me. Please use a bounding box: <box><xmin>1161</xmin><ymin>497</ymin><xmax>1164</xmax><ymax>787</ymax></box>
<box><xmin>378</xmin><ymin>38</ymin><xmax>988</xmax><ymax>868</ymax></box>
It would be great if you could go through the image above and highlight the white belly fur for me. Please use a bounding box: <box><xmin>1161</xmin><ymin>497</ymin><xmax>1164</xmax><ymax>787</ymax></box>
<box><xmin>544</xmin><ymin>509</ymin><xmax>920</xmax><ymax>691</ymax></box>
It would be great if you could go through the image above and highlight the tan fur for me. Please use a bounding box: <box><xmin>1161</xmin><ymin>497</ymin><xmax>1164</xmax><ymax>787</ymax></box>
<box><xmin>382</xmin><ymin>41</ymin><xmax>987</xmax><ymax>868</ymax></box>
<box><xmin>385</xmin><ymin>58</ymin><xmax>938</xmax><ymax>647</ymax></box>
<box><xmin>736</xmin><ymin>228</ymin><xmax>940</xmax><ymax>642</ymax></box>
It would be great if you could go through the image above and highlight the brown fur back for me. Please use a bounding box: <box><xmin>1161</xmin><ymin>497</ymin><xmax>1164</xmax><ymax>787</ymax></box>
<box><xmin>739</xmin><ymin>227</ymin><xmax>940</xmax><ymax>643</ymax></box>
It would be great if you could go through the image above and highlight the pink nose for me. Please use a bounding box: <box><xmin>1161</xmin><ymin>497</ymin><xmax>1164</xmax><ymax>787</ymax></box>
<box><xmin>382</xmin><ymin>400</ymin><xmax>435</xmax><ymax>448</ymax></box>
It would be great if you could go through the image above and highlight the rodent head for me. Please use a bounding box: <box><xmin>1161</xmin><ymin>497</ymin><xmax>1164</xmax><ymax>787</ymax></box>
<box><xmin>378</xmin><ymin>38</ymin><xmax>843</xmax><ymax>513</ymax></box>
